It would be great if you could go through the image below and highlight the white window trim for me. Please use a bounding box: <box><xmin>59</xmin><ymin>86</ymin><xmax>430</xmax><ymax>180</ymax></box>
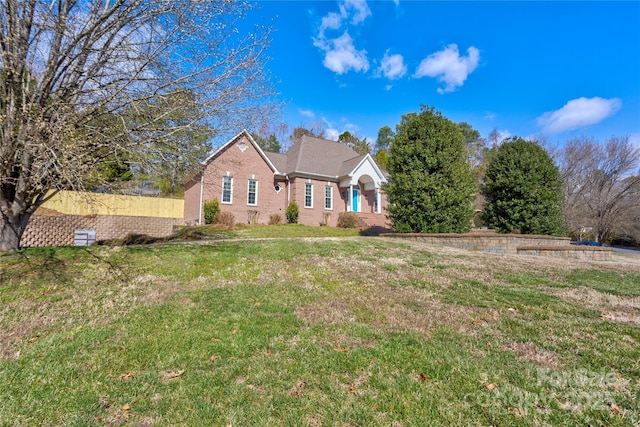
<box><xmin>324</xmin><ymin>185</ymin><xmax>333</xmax><ymax>210</ymax></box>
<box><xmin>304</xmin><ymin>183</ymin><xmax>313</xmax><ymax>208</ymax></box>
<box><xmin>222</xmin><ymin>176</ymin><xmax>233</xmax><ymax>204</ymax></box>
<box><xmin>247</xmin><ymin>179</ymin><xmax>258</xmax><ymax>206</ymax></box>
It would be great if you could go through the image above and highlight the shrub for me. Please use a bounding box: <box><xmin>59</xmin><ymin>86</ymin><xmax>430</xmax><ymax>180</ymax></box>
<box><xmin>337</xmin><ymin>212</ymin><xmax>358</xmax><ymax>228</ymax></box>
<box><xmin>269</xmin><ymin>213</ymin><xmax>283</xmax><ymax>225</ymax></box>
<box><xmin>203</xmin><ymin>199</ymin><xmax>219</xmax><ymax>224</ymax></box>
<box><xmin>214</xmin><ymin>210</ymin><xmax>235</xmax><ymax>227</ymax></box>
<box><xmin>247</xmin><ymin>210</ymin><xmax>259</xmax><ymax>224</ymax></box>
<box><xmin>285</xmin><ymin>201</ymin><xmax>299</xmax><ymax>224</ymax></box>
<box><xmin>322</xmin><ymin>212</ymin><xmax>331</xmax><ymax>226</ymax></box>
<box><xmin>386</xmin><ymin>105</ymin><xmax>476</xmax><ymax>233</ymax></box>
<box><xmin>482</xmin><ymin>137</ymin><xmax>564</xmax><ymax>236</ymax></box>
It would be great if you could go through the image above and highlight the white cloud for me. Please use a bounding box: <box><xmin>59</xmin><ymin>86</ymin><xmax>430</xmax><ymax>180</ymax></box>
<box><xmin>385</xmin><ymin>84</ymin><xmax>393</xmax><ymax>91</ymax></box>
<box><xmin>340</xmin><ymin>0</ymin><xmax>371</xmax><ymax>24</ymax></box>
<box><xmin>377</xmin><ymin>50</ymin><xmax>407</xmax><ymax>80</ymax></box>
<box><xmin>299</xmin><ymin>109</ymin><xmax>315</xmax><ymax>119</ymax></box>
<box><xmin>313</xmin><ymin>0</ymin><xmax>371</xmax><ymax>75</ymax></box>
<box><xmin>316</xmin><ymin>12</ymin><xmax>342</xmax><ymax>44</ymax></box>
<box><xmin>325</xmin><ymin>128</ymin><xmax>340</xmax><ymax>141</ymax></box>
<box><xmin>321</xmin><ymin>32</ymin><xmax>369</xmax><ymax>74</ymax></box>
<box><xmin>414</xmin><ymin>44</ymin><xmax>480</xmax><ymax>94</ymax></box>
<box><xmin>537</xmin><ymin>97</ymin><xmax>622</xmax><ymax>134</ymax></box>
<box><xmin>628</xmin><ymin>133</ymin><xmax>640</xmax><ymax>150</ymax></box>
<box><xmin>483</xmin><ymin>112</ymin><xmax>496</xmax><ymax>121</ymax></box>
<box><xmin>495</xmin><ymin>129</ymin><xmax>511</xmax><ymax>144</ymax></box>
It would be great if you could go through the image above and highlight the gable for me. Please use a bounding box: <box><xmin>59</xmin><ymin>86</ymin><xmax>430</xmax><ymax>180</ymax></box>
<box><xmin>202</xmin><ymin>129</ymin><xmax>280</xmax><ymax>174</ymax></box>
<box><xmin>339</xmin><ymin>154</ymin><xmax>387</xmax><ymax>190</ymax></box>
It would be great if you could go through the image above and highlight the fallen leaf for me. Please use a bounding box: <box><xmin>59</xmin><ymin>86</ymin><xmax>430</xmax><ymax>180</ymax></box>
<box><xmin>607</xmin><ymin>403</ymin><xmax>621</xmax><ymax>415</ymax></box>
<box><xmin>558</xmin><ymin>401</ymin><xmax>572</xmax><ymax>410</ymax></box>
<box><xmin>161</xmin><ymin>369</ymin><xmax>185</xmax><ymax>381</ymax></box>
<box><xmin>265</xmin><ymin>351</ymin><xmax>272</xmax><ymax>357</ymax></box>
<box><xmin>209</xmin><ymin>355</ymin><xmax>216</xmax><ymax>363</ymax></box>
<box><xmin>485</xmin><ymin>383</ymin><xmax>497</xmax><ymax>390</ymax></box>
<box><xmin>417</xmin><ymin>373</ymin><xmax>429</xmax><ymax>382</ymax></box>
<box><xmin>122</xmin><ymin>403</ymin><xmax>131</xmax><ymax>411</ymax></box>
<box><xmin>211</xmin><ymin>337</ymin><xmax>219</xmax><ymax>342</ymax></box>
<box><xmin>289</xmin><ymin>381</ymin><xmax>307</xmax><ymax>397</ymax></box>
<box><xmin>119</xmin><ymin>372</ymin><xmax>135</xmax><ymax>381</ymax></box>
<box><xmin>254</xmin><ymin>302</ymin><xmax>261</xmax><ymax>307</ymax></box>
<box><xmin>335</xmin><ymin>344</ymin><xmax>349</xmax><ymax>353</ymax></box>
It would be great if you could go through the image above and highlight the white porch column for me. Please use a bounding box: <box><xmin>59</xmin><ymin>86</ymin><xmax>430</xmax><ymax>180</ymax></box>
<box><xmin>348</xmin><ymin>184</ymin><xmax>353</xmax><ymax>212</ymax></box>
<box><xmin>374</xmin><ymin>187</ymin><xmax>380</xmax><ymax>214</ymax></box>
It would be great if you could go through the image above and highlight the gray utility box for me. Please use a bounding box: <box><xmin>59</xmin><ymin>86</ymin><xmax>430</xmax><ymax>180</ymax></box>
<box><xmin>74</xmin><ymin>229</ymin><xmax>96</xmax><ymax>246</ymax></box>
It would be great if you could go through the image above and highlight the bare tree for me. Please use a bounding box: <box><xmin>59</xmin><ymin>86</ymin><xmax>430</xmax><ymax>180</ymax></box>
<box><xmin>0</xmin><ymin>0</ymin><xmax>278</xmax><ymax>251</ymax></box>
<box><xmin>557</xmin><ymin>136</ymin><xmax>640</xmax><ymax>243</ymax></box>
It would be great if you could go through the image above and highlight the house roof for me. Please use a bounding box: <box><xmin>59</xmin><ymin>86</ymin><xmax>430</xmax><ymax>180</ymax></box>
<box><xmin>277</xmin><ymin>135</ymin><xmax>365</xmax><ymax>178</ymax></box>
<box><xmin>263</xmin><ymin>151</ymin><xmax>287</xmax><ymax>174</ymax></box>
<box><xmin>192</xmin><ymin>131</ymin><xmax>386</xmax><ymax>186</ymax></box>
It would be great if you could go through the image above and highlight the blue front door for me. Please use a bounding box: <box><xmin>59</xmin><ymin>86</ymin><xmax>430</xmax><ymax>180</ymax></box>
<box><xmin>352</xmin><ymin>187</ymin><xmax>359</xmax><ymax>212</ymax></box>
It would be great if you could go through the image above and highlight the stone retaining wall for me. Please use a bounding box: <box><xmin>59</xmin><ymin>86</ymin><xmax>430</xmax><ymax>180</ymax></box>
<box><xmin>21</xmin><ymin>214</ymin><xmax>182</xmax><ymax>247</ymax></box>
<box><xmin>517</xmin><ymin>246</ymin><xmax>611</xmax><ymax>261</ymax></box>
<box><xmin>383</xmin><ymin>232</ymin><xmax>612</xmax><ymax>260</ymax></box>
<box><xmin>383</xmin><ymin>232</ymin><xmax>570</xmax><ymax>254</ymax></box>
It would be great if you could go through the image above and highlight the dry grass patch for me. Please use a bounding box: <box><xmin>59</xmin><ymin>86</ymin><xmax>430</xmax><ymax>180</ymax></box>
<box><xmin>503</xmin><ymin>341</ymin><xmax>560</xmax><ymax>368</ymax></box>
<box><xmin>550</xmin><ymin>286</ymin><xmax>640</xmax><ymax>326</ymax></box>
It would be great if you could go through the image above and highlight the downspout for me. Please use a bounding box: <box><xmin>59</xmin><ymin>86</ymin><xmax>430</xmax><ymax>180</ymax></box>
<box><xmin>286</xmin><ymin>174</ymin><xmax>291</xmax><ymax>205</ymax></box>
<box><xmin>198</xmin><ymin>172</ymin><xmax>204</xmax><ymax>225</ymax></box>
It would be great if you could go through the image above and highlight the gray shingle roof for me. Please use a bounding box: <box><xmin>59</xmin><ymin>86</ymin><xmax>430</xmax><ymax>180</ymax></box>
<box><xmin>278</xmin><ymin>135</ymin><xmax>363</xmax><ymax>177</ymax></box>
<box><xmin>264</xmin><ymin>151</ymin><xmax>287</xmax><ymax>173</ymax></box>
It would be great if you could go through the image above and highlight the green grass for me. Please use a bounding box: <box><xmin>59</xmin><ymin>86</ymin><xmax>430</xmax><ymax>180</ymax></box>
<box><xmin>1</xmin><ymin>238</ymin><xmax>639</xmax><ymax>426</ymax></box>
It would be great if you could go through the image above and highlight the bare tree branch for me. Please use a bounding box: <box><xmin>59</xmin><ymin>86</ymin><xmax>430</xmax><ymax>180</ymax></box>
<box><xmin>557</xmin><ymin>136</ymin><xmax>640</xmax><ymax>243</ymax></box>
<box><xmin>1</xmin><ymin>0</ymin><xmax>279</xmax><ymax>251</ymax></box>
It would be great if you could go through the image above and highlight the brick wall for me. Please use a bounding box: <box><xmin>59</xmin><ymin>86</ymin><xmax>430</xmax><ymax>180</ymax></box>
<box><xmin>21</xmin><ymin>214</ymin><xmax>182</xmax><ymax>247</ymax></box>
<box><xmin>185</xmin><ymin>133</ymin><xmax>288</xmax><ymax>225</ymax></box>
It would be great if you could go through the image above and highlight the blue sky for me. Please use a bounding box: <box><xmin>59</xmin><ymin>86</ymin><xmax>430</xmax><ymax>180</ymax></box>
<box><xmin>248</xmin><ymin>1</ymin><xmax>640</xmax><ymax>148</ymax></box>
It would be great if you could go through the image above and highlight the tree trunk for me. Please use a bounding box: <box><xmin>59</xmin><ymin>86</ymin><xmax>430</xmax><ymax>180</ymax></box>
<box><xmin>0</xmin><ymin>213</ymin><xmax>31</xmax><ymax>252</ymax></box>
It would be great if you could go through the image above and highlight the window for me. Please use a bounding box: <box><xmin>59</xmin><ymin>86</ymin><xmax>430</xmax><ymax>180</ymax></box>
<box><xmin>304</xmin><ymin>183</ymin><xmax>313</xmax><ymax>208</ymax></box>
<box><xmin>222</xmin><ymin>176</ymin><xmax>233</xmax><ymax>204</ymax></box>
<box><xmin>247</xmin><ymin>179</ymin><xmax>258</xmax><ymax>205</ymax></box>
<box><xmin>324</xmin><ymin>185</ymin><xmax>333</xmax><ymax>210</ymax></box>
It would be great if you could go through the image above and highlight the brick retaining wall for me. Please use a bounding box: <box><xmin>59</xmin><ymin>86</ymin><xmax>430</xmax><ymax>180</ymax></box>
<box><xmin>21</xmin><ymin>214</ymin><xmax>182</xmax><ymax>247</ymax></box>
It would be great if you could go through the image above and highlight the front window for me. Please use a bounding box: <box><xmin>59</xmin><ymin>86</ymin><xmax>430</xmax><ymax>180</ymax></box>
<box><xmin>247</xmin><ymin>179</ymin><xmax>258</xmax><ymax>205</ymax></box>
<box><xmin>305</xmin><ymin>183</ymin><xmax>313</xmax><ymax>208</ymax></box>
<box><xmin>374</xmin><ymin>190</ymin><xmax>379</xmax><ymax>213</ymax></box>
<box><xmin>325</xmin><ymin>185</ymin><xmax>333</xmax><ymax>210</ymax></box>
<box><xmin>222</xmin><ymin>176</ymin><xmax>233</xmax><ymax>204</ymax></box>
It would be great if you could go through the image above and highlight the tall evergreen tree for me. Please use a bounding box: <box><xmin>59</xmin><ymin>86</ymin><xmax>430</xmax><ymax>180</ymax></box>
<box><xmin>386</xmin><ymin>106</ymin><xmax>476</xmax><ymax>233</ymax></box>
<box><xmin>482</xmin><ymin>137</ymin><xmax>564</xmax><ymax>235</ymax></box>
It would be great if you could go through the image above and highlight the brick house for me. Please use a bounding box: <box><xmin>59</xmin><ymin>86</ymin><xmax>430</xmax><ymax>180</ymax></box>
<box><xmin>184</xmin><ymin>129</ymin><xmax>388</xmax><ymax>228</ymax></box>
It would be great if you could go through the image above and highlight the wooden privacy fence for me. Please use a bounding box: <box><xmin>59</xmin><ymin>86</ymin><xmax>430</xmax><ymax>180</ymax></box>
<box><xmin>21</xmin><ymin>191</ymin><xmax>184</xmax><ymax>247</ymax></box>
<box><xmin>40</xmin><ymin>190</ymin><xmax>183</xmax><ymax>218</ymax></box>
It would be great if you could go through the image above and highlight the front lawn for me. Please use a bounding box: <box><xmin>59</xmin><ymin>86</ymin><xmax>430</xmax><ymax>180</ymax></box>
<box><xmin>1</xmin><ymin>238</ymin><xmax>638</xmax><ymax>425</ymax></box>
